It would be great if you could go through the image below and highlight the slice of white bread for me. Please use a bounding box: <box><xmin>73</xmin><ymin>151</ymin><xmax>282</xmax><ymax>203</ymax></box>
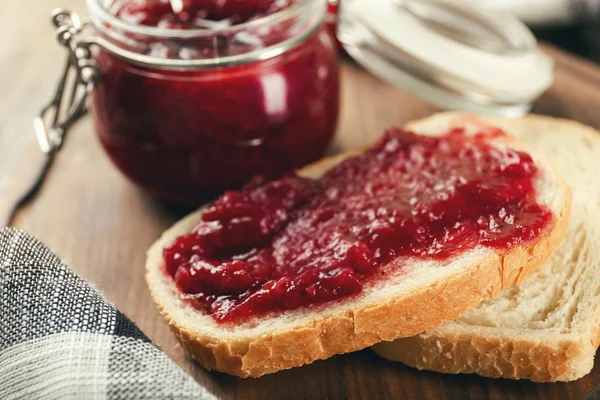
<box><xmin>373</xmin><ymin>113</ymin><xmax>599</xmax><ymax>382</ymax></box>
<box><xmin>145</xmin><ymin>113</ymin><xmax>571</xmax><ymax>378</ymax></box>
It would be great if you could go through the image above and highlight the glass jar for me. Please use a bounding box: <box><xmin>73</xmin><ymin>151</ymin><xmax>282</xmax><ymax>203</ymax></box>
<box><xmin>45</xmin><ymin>0</ymin><xmax>339</xmax><ymax>204</ymax></box>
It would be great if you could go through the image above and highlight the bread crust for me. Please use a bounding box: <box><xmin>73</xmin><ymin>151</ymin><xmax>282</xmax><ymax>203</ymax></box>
<box><xmin>145</xmin><ymin>113</ymin><xmax>571</xmax><ymax>378</ymax></box>
<box><xmin>372</xmin><ymin>328</ymin><xmax>591</xmax><ymax>382</ymax></box>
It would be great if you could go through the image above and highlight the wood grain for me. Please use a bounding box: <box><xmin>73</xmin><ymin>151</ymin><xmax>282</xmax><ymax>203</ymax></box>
<box><xmin>2</xmin><ymin>1</ymin><xmax>600</xmax><ymax>399</ymax></box>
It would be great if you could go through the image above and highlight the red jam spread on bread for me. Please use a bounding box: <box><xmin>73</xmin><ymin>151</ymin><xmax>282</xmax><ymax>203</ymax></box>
<box><xmin>163</xmin><ymin>128</ymin><xmax>552</xmax><ymax>323</ymax></box>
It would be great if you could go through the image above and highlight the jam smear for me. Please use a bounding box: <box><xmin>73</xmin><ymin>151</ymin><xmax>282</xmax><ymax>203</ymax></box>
<box><xmin>163</xmin><ymin>128</ymin><xmax>552</xmax><ymax>323</ymax></box>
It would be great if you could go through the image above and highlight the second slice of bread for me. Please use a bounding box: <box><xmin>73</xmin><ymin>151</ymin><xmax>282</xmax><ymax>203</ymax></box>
<box><xmin>145</xmin><ymin>113</ymin><xmax>571</xmax><ymax>377</ymax></box>
<box><xmin>374</xmin><ymin>114</ymin><xmax>599</xmax><ymax>382</ymax></box>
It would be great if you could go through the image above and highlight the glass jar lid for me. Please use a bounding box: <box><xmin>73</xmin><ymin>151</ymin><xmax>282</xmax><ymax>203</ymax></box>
<box><xmin>338</xmin><ymin>0</ymin><xmax>554</xmax><ymax>117</ymax></box>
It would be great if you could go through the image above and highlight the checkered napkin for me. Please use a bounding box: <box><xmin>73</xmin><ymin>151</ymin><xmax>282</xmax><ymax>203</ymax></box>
<box><xmin>0</xmin><ymin>228</ymin><xmax>217</xmax><ymax>400</ymax></box>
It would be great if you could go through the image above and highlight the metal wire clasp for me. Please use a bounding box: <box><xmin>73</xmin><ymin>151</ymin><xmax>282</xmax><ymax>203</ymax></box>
<box><xmin>34</xmin><ymin>9</ymin><xmax>101</xmax><ymax>154</ymax></box>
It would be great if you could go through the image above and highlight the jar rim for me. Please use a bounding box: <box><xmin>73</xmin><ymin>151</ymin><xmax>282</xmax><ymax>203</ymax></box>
<box><xmin>84</xmin><ymin>0</ymin><xmax>326</xmax><ymax>69</ymax></box>
<box><xmin>86</xmin><ymin>0</ymin><xmax>312</xmax><ymax>39</ymax></box>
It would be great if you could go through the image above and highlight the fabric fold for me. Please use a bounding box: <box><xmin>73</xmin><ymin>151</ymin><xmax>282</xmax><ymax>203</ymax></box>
<box><xmin>0</xmin><ymin>228</ymin><xmax>217</xmax><ymax>400</ymax></box>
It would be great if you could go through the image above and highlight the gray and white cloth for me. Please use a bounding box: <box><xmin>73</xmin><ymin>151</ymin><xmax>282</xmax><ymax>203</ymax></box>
<box><xmin>0</xmin><ymin>228</ymin><xmax>217</xmax><ymax>400</ymax></box>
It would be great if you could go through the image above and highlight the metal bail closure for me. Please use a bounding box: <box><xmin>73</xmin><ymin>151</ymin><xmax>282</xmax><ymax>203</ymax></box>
<box><xmin>35</xmin><ymin>9</ymin><xmax>101</xmax><ymax>154</ymax></box>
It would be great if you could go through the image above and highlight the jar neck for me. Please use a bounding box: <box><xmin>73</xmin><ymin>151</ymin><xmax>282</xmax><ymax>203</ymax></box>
<box><xmin>86</xmin><ymin>0</ymin><xmax>326</xmax><ymax>70</ymax></box>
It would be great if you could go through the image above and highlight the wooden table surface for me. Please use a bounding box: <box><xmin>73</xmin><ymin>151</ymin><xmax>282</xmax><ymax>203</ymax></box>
<box><xmin>3</xmin><ymin>1</ymin><xmax>600</xmax><ymax>399</ymax></box>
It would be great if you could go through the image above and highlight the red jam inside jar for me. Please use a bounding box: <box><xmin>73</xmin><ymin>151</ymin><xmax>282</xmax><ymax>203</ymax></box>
<box><xmin>90</xmin><ymin>0</ymin><xmax>339</xmax><ymax>203</ymax></box>
<box><xmin>163</xmin><ymin>128</ymin><xmax>553</xmax><ymax>323</ymax></box>
<box><xmin>117</xmin><ymin>0</ymin><xmax>294</xmax><ymax>28</ymax></box>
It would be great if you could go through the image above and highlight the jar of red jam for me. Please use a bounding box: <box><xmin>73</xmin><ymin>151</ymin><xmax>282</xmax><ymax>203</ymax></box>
<box><xmin>42</xmin><ymin>0</ymin><xmax>339</xmax><ymax>204</ymax></box>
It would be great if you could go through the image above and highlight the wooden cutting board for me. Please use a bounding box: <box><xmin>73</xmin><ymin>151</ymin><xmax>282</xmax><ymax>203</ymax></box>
<box><xmin>3</xmin><ymin>2</ymin><xmax>600</xmax><ymax>398</ymax></box>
